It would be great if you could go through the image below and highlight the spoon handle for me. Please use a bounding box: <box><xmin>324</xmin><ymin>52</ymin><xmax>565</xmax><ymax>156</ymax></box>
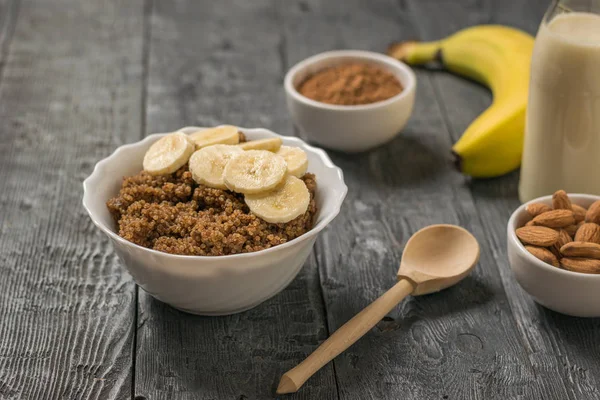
<box><xmin>276</xmin><ymin>279</ymin><xmax>415</xmax><ymax>394</ymax></box>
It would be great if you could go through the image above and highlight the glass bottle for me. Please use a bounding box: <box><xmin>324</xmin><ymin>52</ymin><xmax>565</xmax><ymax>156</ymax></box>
<box><xmin>519</xmin><ymin>0</ymin><xmax>600</xmax><ymax>202</ymax></box>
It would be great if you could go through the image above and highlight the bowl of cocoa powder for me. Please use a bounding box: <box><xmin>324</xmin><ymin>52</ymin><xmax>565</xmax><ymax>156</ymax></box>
<box><xmin>284</xmin><ymin>50</ymin><xmax>416</xmax><ymax>152</ymax></box>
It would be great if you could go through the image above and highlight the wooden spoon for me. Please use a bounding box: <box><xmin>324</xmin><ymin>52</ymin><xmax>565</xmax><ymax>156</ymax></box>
<box><xmin>276</xmin><ymin>224</ymin><xmax>480</xmax><ymax>394</ymax></box>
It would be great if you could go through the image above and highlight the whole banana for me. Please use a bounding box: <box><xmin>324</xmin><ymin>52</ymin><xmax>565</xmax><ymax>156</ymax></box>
<box><xmin>388</xmin><ymin>25</ymin><xmax>534</xmax><ymax>178</ymax></box>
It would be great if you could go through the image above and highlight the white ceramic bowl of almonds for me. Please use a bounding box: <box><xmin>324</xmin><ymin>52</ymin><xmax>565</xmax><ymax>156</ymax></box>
<box><xmin>83</xmin><ymin>127</ymin><xmax>347</xmax><ymax>315</ymax></box>
<box><xmin>507</xmin><ymin>192</ymin><xmax>600</xmax><ymax>317</ymax></box>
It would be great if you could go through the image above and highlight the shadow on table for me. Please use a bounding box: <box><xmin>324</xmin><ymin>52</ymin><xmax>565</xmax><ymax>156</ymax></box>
<box><xmin>466</xmin><ymin>170</ymin><xmax>520</xmax><ymax>200</ymax></box>
<box><xmin>323</xmin><ymin>133</ymin><xmax>448</xmax><ymax>188</ymax></box>
<box><xmin>535</xmin><ymin>304</ymin><xmax>600</xmax><ymax>362</ymax></box>
<box><xmin>143</xmin><ymin>274</ymin><xmax>494</xmax><ymax>329</ymax></box>
<box><xmin>376</xmin><ymin>274</ymin><xmax>495</xmax><ymax>332</ymax></box>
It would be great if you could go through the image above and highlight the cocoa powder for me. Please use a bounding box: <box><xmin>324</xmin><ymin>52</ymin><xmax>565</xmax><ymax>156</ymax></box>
<box><xmin>297</xmin><ymin>63</ymin><xmax>403</xmax><ymax>106</ymax></box>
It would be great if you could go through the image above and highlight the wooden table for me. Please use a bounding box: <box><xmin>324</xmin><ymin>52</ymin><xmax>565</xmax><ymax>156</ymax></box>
<box><xmin>1</xmin><ymin>0</ymin><xmax>599</xmax><ymax>399</ymax></box>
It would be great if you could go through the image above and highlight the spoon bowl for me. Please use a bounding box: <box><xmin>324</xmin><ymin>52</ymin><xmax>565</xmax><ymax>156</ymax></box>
<box><xmin>398</xmin><ymin>224</ymin><xmax>480</xmax><ymax>295</ymax></box>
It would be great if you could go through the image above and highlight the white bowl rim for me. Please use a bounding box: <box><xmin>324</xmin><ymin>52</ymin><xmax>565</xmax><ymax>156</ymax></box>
<box><xmin>82</xmin><ymin>127</ymin><xmax>348</xmax><ymax>261</ymax></box>
<box><xmin>284</xmin><ymin>49</ymin><xmax>416</xmax><ymax>111</ymax></box>
<box><xmin>508</xmin><ymin>193</ymin><xmax>600</xmax><ymax>280</ymax></box>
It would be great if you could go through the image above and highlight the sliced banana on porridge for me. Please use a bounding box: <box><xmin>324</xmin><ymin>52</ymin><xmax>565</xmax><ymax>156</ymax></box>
<box><xmin>188</xmin><ymin>125</ymin><xmax>240</xmax><ymax>149</ymax></box>
<box><xmin>245</xmin><ymin>175</ymin><xmax>310</xmax><ymax>223</ymax></box>
<box><xmin>238</xmin><ymin>137</ymin><xmax>282</xmax><ymax>152</ymax></box>
<box><xmin>276</xmin><ymin>145</ymin><xmax>308</xmax><ymax>178</ymax></box>
<box><xmin>188</xmin><ymin>144</ymin><xmax>243</xmax><ymax>189</ymax></box>
<box><xmin>143</xmin><ymin>132</ymin><xmax>195</xmax><ymax>175</ymax></box>
<box><xmin>223</xmin><ymin>150</ymin><xmax>287</xmax><ymax>194</ymax></box>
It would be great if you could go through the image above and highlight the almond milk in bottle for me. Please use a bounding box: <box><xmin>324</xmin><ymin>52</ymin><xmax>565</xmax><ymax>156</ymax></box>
<box><xmin>519</xmin><ymin>1</ymin><xmax>600</xmax><ymax>202</ymax></box>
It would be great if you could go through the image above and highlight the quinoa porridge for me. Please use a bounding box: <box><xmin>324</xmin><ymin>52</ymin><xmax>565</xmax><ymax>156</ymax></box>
<box><xmin>106</xmin><ymin>127</ymin><xmax>317</xmax><ymax>256</ymax></box>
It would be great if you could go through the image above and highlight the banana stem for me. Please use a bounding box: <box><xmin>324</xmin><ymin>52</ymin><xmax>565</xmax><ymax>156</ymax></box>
<box><xmin>388</xmin><ymin>41</ymin><xmax>442</xmax><ymax>65</ymax></box>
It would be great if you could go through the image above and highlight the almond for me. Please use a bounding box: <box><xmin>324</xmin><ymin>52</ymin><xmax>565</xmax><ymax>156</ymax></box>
<box><xmin>532</xmin><ymin>209</ymin><xmax>575</xmax><ymax>228</ymax></box>
<box><xmin>516</xmin><ymin>226</ymin><xmax>559</xmax><ymax>247</ymax></box>
<box><xmin>525</xmin><ymin>202</ymin><xmax>552</xmax><ymax>218</ymax></box>
<box><xmin>525</xmin><ymin>220</ymin><xmax>536</xmax><ymax>227</ymax></box>
<box><xmin>552</xmin><ymin>229</ymin><xmax>572</xmax><ymax>257</ymax></box>
<box><xmin>552</xmin><ymin>190</ymin><xmax>572</xmax><ymax>210</ymax></box>
<box><xmin>560</xmin><ymin>257</ymin><xmax>600</xmax><ymax>274</ymax></box>
<box><xmin>585</xmin><ymin>200</ymin><xmax>600</xmax><ymax>224</ymax></box>
<box><xmin>565</xmin><ymin>221</ymin><xmax>583</xmax><ymax>237</ymax></box>
<box><xmin>560</xmin><ymin>242</ymin><xmax>600</xmax><ymax>259</ymax></box>
<box><xmin>574</xmin><ymin>222</ymin><xmax>600</xmax><ymax>244</ymax></box>
<box><xmin>525</xmin><ymin>246</ymin><xmax>560</xmax><ymax>268</ymax></box>
<box><xmin>572</xmin><ymin>204</ymin><xmax>587</xmax><ymax>223</ymax></box>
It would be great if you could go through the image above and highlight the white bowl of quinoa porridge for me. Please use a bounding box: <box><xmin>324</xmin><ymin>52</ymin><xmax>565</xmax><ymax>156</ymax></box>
<box><xmin>83</xmin><ymin>127</ymin><xmax>347</xmax><ymax>315</ymax></box>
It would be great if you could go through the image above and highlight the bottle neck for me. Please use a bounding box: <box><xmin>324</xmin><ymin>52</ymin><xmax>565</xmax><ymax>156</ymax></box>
<box><xmin>548</xmin><ymin>0</ymin><xmax>600</xmax><ymax>21</ymax></box>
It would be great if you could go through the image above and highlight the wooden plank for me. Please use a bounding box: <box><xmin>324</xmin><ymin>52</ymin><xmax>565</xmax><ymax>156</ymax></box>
<box><xmin>0</xmin><ymin>0</ymin><xmax>18</xmax><ymax>73</ymax></box>
<box><xmin>282</xmin><ymin>0</ymin><xmax>561</xmax><ymax>398</ymax></box>
<box><xmin>134</xmin><ymin>1</ymin><xmax>337</xmax><ymax>399</ymax></box>
<box><xmin>407</xmin><ymin>0</ymin><xmax>600</xmax><ymax>398</ymax></box>
<box><xmin>144</xmin><ymin>0</ymin><xmax>292</xmax><ymax>134</ymax></box>
<box><xmin>0</xmin><ymin>0</ymin><xmax>145</xmax><ymax>398</ymax></box>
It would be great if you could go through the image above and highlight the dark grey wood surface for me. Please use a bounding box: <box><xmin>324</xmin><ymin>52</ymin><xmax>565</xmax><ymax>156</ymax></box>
<box><xmin>0</xmin><ymin>0</ymin><xmax>144</xmax><ymax>398</ymax></box>
<box><xmin>0</xmin><ymin>0</ymin><xmax>598</xmax><ymax>399</ymax></box>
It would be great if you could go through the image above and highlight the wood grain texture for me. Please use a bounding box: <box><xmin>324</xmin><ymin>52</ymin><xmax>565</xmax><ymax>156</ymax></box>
<box><xmin>0</xmin><ymin>0</ymin><xmax>145</xmax><ymax>398</ymax></box>
<box><xmin>145</xmin><ymin>0</ymin><xmax>291</xmax><ymax>133</ymax></box>
<box><xmin>0</xmin><ymin>0</ymin><xmax>19</xmax><ymax>75</ymax></box>
<box><xmin>135</xmin><ymin>1</ymin><xmax>337</xmax><ymax>399</ymax></box>
<box><xmin>1</xmin><ymin>1</ymin><xmax>596</xmax><ymax>399</ymax></box>
<box><xmin>409</xmin><ymin>0</ymin><xmax>600</xmax><ymax>399</ymax></box>
<box><xmin>283</xmin><ymin>0</ymin><xmax>558</xmax><ymax>398</ymax></box>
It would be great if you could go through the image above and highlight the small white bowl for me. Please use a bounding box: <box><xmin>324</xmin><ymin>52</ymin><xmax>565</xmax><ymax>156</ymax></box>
<box><xmin>507</xmin><ymin>194</ymin><xmax>600</xmax><ymax>317</ymax></box>
<box><xmin>83</xmin><ymin>128</ymin><xmax>347</xmax><ymax>315</ymax></box>
<box><xmin>284</xmin><ymin>50</ymin><xmax>416</xmax><ymax>153</ymax></box>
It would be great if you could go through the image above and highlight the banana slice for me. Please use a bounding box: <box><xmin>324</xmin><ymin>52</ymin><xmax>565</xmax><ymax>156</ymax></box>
<box><xmin>188</xmin><ymin>125</ymin><xmax>240</xmax><ymax>149</ymax></box>
<box><xmin>223</xmin><ymin>150</ymin><xmax>287</xmax><ymax>194</ymax></box>
<box><xmin>245</xmin><ymin>175</ymin><xmax>310</xmax><ymax>223</ymax></box>
<box><xmin>276</xmin><ymin>146</ymin><xmax>308</xmax><ymax>177</ymax></box>
<box><xmin>143</xmin><ymin>132</ymin><xmax>195</xmax><ymax>175</ymax></box>
<box><xmin>188</xmin><ymin>145</ymin><xmax>243</xmax><ymax>189</ymax></box>
<box><xmin>238</xmin><ymin>137</ymin><xmax>282</xmax><ymax>152</ymax></box>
